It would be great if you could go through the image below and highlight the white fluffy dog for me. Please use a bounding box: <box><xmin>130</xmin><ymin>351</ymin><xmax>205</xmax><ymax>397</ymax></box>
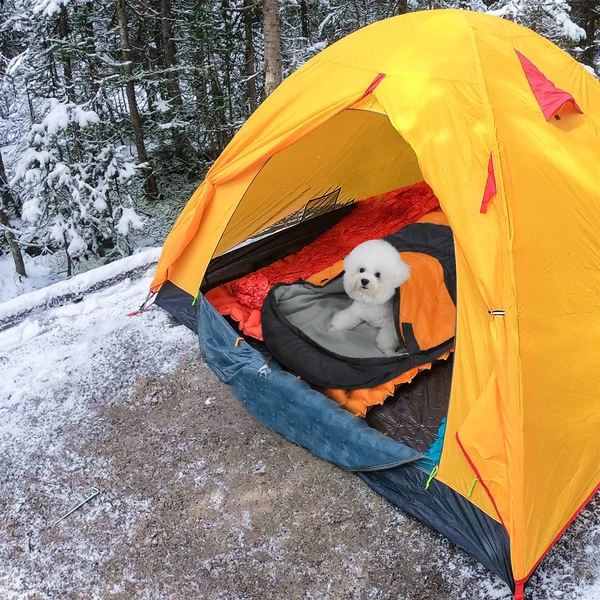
<box><xmin>329</xmin><ymin>239</ymin><xmax>411</xmax><ymax>355</ymax></box>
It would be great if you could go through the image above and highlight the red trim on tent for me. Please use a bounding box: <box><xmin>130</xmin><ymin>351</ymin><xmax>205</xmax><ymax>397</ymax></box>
<box><xmin>515</xmin><ymin>50</ymin><xmax>583</xmax><ymax>120</ymax></box>
<box><xmin>514</xmin><ymin>479</ymin><xmax>600</xmax><ymax>592</ymax></box>
<box><xmin>455</xmin><ymin>432</ymin><xmax>506</xmax><ymax>528</ymax></box>
<box><xmin>480</xmin><ymin>154</ymin><xmax>497</xmax><ymax>213</ymax></box>
<box><xmin>514</xmin><ymin>581</ymin><xmax>525</xmax><ymax>600</ymax></box>
<box><xmin>457</xmin><ymin>432</ymin><xmax>520</xmax><ymax>594</ymax></box>
<box><xmin>460</xmin><ymin>426</ymin><xmax>600</xmax><ymax>596</ymax></box>
<box><xmin>362</xmin><ymin>72</ymin><xmax>386</xmax><ymax>98</ymax></box>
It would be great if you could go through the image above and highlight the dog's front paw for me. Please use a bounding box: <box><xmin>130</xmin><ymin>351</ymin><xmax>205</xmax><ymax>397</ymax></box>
<box><xmin>379</xmin><ymin>345</ymin><xmax>399</xmax><ymax>356</ymax></box>
<box><xmin>328</xmin><ymin>326</ymin><xmax>338</xmax><ymax>334</ymax></box>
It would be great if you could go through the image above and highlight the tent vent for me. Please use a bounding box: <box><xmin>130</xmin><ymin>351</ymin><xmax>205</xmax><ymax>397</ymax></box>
<box><xmin>515</xmin><ymin>50</ymin><xmax>583</xmax><ymax>120</ymax></box>
<box><xmin>301</xmin><ymin>188</ymin><xmax>343</xmax><ymax>220</ymax></box>
<box><xmin>248</xmin><ymin>188</ymin><xmax>352</xmax><ymax>242</ymax></box>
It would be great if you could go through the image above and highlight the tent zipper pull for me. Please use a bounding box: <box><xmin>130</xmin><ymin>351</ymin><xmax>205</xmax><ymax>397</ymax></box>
<box><xmin>425</xmin><ymin>465</ymin><xmax>439</xmax><ymax>490</ymax></box>
<box><xmin>488</xmin><ymin>309</ymin><xmax>505</xmax><ymax>316</ymax></box>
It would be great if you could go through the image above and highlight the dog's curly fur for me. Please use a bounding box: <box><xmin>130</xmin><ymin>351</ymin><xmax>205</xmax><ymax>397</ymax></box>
<box><xmin>329</xmin><ymin>239</ymin><xmax>410</xmax><ymax>355</ymax></box>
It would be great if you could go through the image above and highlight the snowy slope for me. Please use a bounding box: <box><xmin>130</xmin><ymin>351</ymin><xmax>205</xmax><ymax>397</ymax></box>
<box><xmin>0</xmin><ymin>247</ymin><xmax>162</xmax><ymax>330</ymax></box>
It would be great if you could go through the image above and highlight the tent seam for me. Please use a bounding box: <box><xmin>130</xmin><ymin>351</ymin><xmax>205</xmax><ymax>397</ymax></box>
<box><xmin>462</xmin><ymin>12</ymin><xmax>526</xmax><ymax>583</ymax></box>
<box><xmin>318</xmin><ymin>57</ymin><xmax>479</xmax><ymax>85</ymax></box>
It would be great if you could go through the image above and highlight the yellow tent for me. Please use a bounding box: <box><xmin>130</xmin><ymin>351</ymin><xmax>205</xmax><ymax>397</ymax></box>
<box><xmin>149</xmin><ymin>9</ymin><xmax>600</xmax><ymax>597</ymax></box>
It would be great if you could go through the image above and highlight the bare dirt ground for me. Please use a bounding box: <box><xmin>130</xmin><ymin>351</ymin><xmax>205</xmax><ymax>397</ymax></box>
<box><xmin>1</xmin><ymin>272</ymin><xmax>599</xmax><ymax>600</ymax></box>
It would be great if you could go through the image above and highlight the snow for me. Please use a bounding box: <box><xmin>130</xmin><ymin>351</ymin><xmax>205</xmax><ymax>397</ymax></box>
<box><xmin>49</xmin><ymin>214</ymin><xmax>66</xmax><ymax>243</ymax></box>
<box><xmin>39</xmin><ymin>100</ymin><xmax>70</xmax><ymax>135</ymax></box>
<box><xmin>154</xmin><ymin>98</ymin><xmax>171</xmax><ymax>113</ymax></box>
<box><xmin>93</xmin><ymin>195</ymin><xmax>108</xmax><ymax>212</ymax></box>
<box><xmin>0</xmin><ymin>246</ymin><xmax>162</xmax><ymax>324</ymax></box>
<box><xmin>157</xmin><ymin>120</ymin><xmax>186</xmax><ymax>130</ymax></box>
<box><xmin>0</xmin><ymin>252</ymin><xmax>63</xmax><ymax>305</ymax></box>
<box><xmin>305</xmin><ymin>41</ymin><xmax>327</xmax><ymax>54</ymax></box>
<box><xmin>33</xmin><ymin>0</ymin><xmax>69</xmax><ymax>17</ymax></box>
<box><xmin>6</xmin><ymin>49</ymin><xmax>30</xmax><ymax>76</ymax></box>
<box><xmin>487</xmin><ymin>0</ymin><xmax>586</xmax><ymax>42</ymax></box>
<box><xmin>21</xmin><ymin>196</ymin><xmax>41</xmax><ymax>223</ymax></box>
<box><xmin>67</xmin><ymin>228</ymin><xmax>87</xmax><ymax>256</ymax></box>
<box><xmin>117</xmin><ymin>207</ymin><xmax>145</xmax><ymax>236</ymax></box>
<box><xmin>119</xmin><ymin>162</ymin><xmax>137</xmax><ymax>181</ymax></box>
<box><xmin>555</xmin><ymin>12</ymin><xmax>586</xmax><ymax>42</ymax></box>
<box><xmin>581</xmin><ymin>63</ymin><xmax>598</xmax><ymax>78</ymax></box>
<box><xmin>21</xmin><ymin>100</ymin><xmax>100</xmax><ymax>141</ymax></box>
<box><xmin>73</xmin><ymin>105</ymin><xmax>100</xmax><ymax>128</ymax></box>
<box><xmin>0</xmin><ymin>267</ymin><xmax>189</xmax><ymax>429</ymax></box>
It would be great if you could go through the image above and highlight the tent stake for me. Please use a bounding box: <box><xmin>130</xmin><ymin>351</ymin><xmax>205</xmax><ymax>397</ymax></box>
<box><xmin>53</xmin><ymin>487</ymin><xmax>100</xmax><ymax>526</ymax></box>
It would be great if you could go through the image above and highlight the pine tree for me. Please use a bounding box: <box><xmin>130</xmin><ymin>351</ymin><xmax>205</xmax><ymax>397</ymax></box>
<box><xmin>116</xmin><ymin>0</ymin><xmax>161</xmax><ymax>201</ymax></box>
<box><xmin>0</xmin><ymin>150</ymin><xmax>26</xmax><ymax>277</ymax></box>
<box><xmin>11</xmin><ymin>100</ymin><xmax>142</xmax><ymax>275</ymax></box>
<box><xmin>487</xmin><ymin>0</ymin><xmax>586</xmax><ymax>48</ymax></box>
<box><xmin>570</xmin><ymin>0</ymin><xmax>600</xmax><ymax>73</ymax></box>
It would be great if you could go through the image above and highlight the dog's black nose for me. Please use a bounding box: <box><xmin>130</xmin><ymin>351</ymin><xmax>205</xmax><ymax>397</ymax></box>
<box><xmin>361</xmin><ymin>278</ymin><xmax>369</xmax><ymax>287</ymax></box>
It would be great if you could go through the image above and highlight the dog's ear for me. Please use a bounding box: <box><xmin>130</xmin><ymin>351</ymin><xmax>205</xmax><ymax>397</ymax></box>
<box><xmin>393</xmin><ymin>259</ymin><xmax>411</xmax><ymax>288</ymax></box>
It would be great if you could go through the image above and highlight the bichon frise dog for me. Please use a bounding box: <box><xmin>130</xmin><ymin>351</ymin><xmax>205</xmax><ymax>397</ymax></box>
<box><xmin>329</xmin><ymin>239</ymin><xmax>410</xmax><ymax>355</ymax></box>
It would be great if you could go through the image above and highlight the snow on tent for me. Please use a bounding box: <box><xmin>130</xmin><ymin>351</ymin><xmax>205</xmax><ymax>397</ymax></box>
<box><xmin>146</xmin><ymin>9</ymin><xmax>600</xmax><ymax>599</ymax></box>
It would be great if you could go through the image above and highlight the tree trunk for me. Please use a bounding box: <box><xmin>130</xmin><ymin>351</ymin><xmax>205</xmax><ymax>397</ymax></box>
<box><xmin>58</xmin><ymin>5</ymin><xmax>85</xmax><ymax>161</ymax></box>
<box><xmin>243</xmin><ymin>0</ymin><xmax>258</xmax><ymax>113</ymax></box>
<box><xmin>26</xmin><ymin>85</ymin><xmax>35</xmax><ymax>128</ymax></box>
<box><xmin>62</xmin><ymin>231</ymin><xmax>73</xmax><ymax>277</ymax></box>
<box><xmin>397</xmin><ymin>0</ymin><xmax>408</xmax><ymax>14</ymax></box>
<box><xmin>263</xmin><ymin>0</ymin><xmax>282</xmax><ymax>97</ymax></box>
<box><xmin>207</xmin><ymin>54</ymin><xmax>230</xmax><ymax>154</ymax></box>
<box><xmin>161</xmin><ymin>0</ymin><xmax>192</xmax><ymax>163</ymax></box>
<box><xmin>221</xmin><ymin>0</ymin><xmax>234</xmax><ymax>121</ymax></box>
<box><xmin>300</xmin><ymin>0</ymin><xmax>309</xmax><ymax>38</ymax></box>
<box><xmin>0</xmin><ymin>151</ymin><xmax>26</xmax><ymax>277</ymax></box>
<box><xmin>0</xmin><ymin>209</ymin><xmax>26</xmax><ymax>278</ymax></box>
<box><xmin>43</xmin><ymin>39</ymin><xmax>60</xmax><ymax>97</ymax></box>
<box><xmin>81</xmin><ymin>2</ymin><xmax>100</xmax><ymax>101</ymax></box>
<box><xmin>161</xmin><ymin>0</ymin><xmax>183</xmax><ymax>108</ymax></box>
<box><xmin>58</xmin><ymin>6</ymin><xmax>75</xmax><ymax>102</ymax></box>
<box><xmin>116</xmin><ymin>0</ymin><xmax>160</xmax><ymax>201</ymax></box>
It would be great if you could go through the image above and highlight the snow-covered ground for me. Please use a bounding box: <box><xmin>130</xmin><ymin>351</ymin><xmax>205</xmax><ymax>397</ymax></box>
<box><xmin>0</xmin><ymin>262</ymin><xmax>198</xmax><ymax>598</ymax></box>
<box><xmin>0</xmin><ymin>258</ymin><xmax>599</xmax><ymax>599</ymax></box>
<box><xmin>0</xmin><ymin>246</ymin><xmax>162</xmax><ymax>308</ymax></box>
<box><xmin>0</xmin><ymin>247</ymin><xmax>162</xmax><ymax>331</ymax></box>
<box><xmin>0</xmin><ymin>252</ymin><xmax>63</xmax><ymax>305</ymax></box>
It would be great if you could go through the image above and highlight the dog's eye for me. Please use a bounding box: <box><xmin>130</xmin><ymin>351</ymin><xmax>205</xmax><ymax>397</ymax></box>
<box><xmin>375</xmin><ymin>272</ymin><xmax>381</xmax><ymax>278</ymax></box>
<box><xmin>359</xmin><ymin>268</ymin><xmax>365</xmax><ymax>273</ymax></box>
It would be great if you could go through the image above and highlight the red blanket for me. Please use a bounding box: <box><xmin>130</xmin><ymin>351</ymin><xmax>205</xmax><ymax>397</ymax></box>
<box><xmin>206</xmin><ymin>182</ymin><xmax>440</xmax><ymax>339</ymax></box>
